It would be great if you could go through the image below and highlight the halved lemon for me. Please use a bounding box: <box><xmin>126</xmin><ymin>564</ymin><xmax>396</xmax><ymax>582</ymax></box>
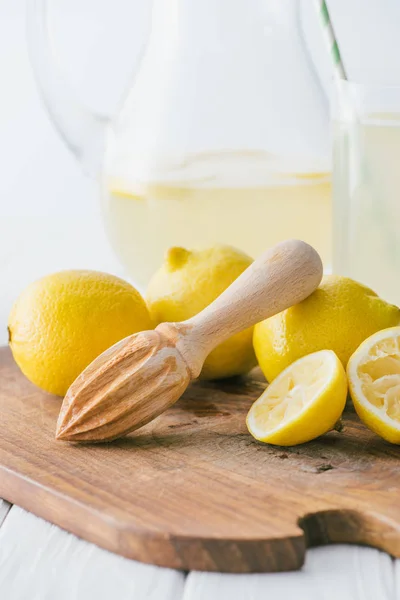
<box><xmin>347</xmin><ymin>326</ymin><xmax>400</xmax><ymax>444</ymax></box>
<box><xmin>246</xmin><ymin>350</ymin><xmax>347</xmax><ymax>446</ymax></box>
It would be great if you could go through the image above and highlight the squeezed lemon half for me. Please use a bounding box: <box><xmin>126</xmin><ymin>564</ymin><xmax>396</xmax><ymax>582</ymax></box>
<box><xmin>347</xmin><ymin>326</ymin><xmax>400</xmax><ymax>444</ymax></box>
<box><xmin>246</xmin><ymin>350</ymin><xmax>347</xmax><ymax>446</ymax></box>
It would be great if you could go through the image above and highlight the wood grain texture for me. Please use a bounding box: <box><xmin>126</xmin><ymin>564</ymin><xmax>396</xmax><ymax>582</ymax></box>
<box><xmin>174</xmin><ymin>238</ymin><xmax>323</xmax><ymax>376</ymax></box>
<box><xmin>1</xmin><ymin>347</ymin><xmax>400</xmax><ymax>573</ymax></box>
<box><xmin>0</xmin><ymin>506</ymin><xmax>185</xmax><ymax>600</ymax></box>
<box><xmin>57</xmin><ymin>238</ymin><xmax>323</xmax><ymax>442</ymax></box>
<box><xmin>0</xmin><ymin>509</ymin><xmax>396</xmax><ymax>600</ymax></box>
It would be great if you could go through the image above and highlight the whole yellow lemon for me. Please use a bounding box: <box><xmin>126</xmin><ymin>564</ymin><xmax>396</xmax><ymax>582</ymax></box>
<box><xmin>8</xmin><ymin>270</ymin><xmax>153</xmax><ymax>396</ymax></box>
<box><xmin>254</xmin><ymin>275</ymin><xmax>400</xmax><ymax>382</ymax></box>
<box><xmin>147</xmin><ymin>245</ymin><xmax>256</xmax><ymax>379</ymax></box>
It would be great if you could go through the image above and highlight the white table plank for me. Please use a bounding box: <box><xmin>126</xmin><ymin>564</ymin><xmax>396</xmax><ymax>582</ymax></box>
<box><xmin>183</xmin><ymin>546</ymin><xmax>395</xmax><ymax>600</ymax></box>
<box><xmin>0</xmin><ymin>501</ymin><xmax>11</xmax><ymax>528</ymax></box>
<box><xmin>392</xmin><ymin>556</ymin><xmax>400</xmax><ymax>599</ymax></box>
<box><xmin>0</xmin><ymin>506</ymin><xmax>185</xmax><ymax>600</ymax></box>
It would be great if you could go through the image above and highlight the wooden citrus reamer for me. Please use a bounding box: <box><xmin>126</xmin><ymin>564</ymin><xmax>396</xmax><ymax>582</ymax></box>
<box><xmin>56</xmin><ymin>239</ymin><xmax>323</xmax><ymax>442</ymax></box>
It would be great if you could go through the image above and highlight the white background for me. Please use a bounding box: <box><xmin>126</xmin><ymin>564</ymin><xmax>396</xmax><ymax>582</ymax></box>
<box><xmin>1</xmin><ymin>0</ymin><xmax>400</xmax><ymax>343</ymax></box>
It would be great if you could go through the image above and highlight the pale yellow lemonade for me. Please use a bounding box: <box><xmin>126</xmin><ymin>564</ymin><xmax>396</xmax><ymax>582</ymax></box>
<box><xmin>103</xmin><ymin>153</ymin><xmax>331</xmax><ymax>288</ymax></box>
<box><xmin>333</xmin><ymin>117</ymin><xmax>400</xmax><ymax>305</ymax></box>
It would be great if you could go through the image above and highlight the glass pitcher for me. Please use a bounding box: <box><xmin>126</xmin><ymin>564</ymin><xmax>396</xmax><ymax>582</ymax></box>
<box><xmin>27</xmin><ymin>0</ymin><xmax>331</xmax><ymax>289</ymax></box>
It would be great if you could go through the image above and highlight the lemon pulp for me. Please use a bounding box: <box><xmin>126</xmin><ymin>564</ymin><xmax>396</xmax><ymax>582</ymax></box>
<box><xmin>348</xmin><ymin>326</ymin><xmax>400</xmax><ymax>442</ymax></box>
<box><xmin>247</xmin><ymin>350</ymin><xmax>347</xmax><ymax>446</ymax></box>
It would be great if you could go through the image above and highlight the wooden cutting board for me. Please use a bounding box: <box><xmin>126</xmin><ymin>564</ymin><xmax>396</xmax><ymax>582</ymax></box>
<box><xmin>0</xmin><ymin>346</ymin><xmax>399</xmax><ymax>573</ymax></box>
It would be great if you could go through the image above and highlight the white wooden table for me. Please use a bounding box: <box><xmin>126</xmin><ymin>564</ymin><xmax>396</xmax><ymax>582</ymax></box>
<box><xmin>2</xmin><ymin>1</ymin><xmax>400</xmax><ymax>597</ymax></box>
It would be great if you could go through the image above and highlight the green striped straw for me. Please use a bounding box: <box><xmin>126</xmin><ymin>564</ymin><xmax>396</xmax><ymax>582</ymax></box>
<box><xmin>314</xmin><ymin>0</ymin><xmax>348</xmax><ymax>81</ymax></box>
<box><xmin>314</xmin><ymin>0</ymin><xmax>355</xmax><ymax>121</ymax></box>
<box><xmin>313</xmin><ymin>2</ymin><xmax>392</xmax><ymax>274</ymax></box>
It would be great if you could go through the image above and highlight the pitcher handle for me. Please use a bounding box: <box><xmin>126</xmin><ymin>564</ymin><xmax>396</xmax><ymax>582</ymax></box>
<box><xmin>27</xmin><ymin>0</ymin><xmax>122</xmax><ymax>178</ymax></box>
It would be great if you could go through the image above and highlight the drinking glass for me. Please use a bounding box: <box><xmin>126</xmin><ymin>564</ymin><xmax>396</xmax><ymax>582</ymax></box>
<box><xmin>333</xmin><ymin>80</ymin><xmax>400</xmax><ymax>304</ymax></box>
